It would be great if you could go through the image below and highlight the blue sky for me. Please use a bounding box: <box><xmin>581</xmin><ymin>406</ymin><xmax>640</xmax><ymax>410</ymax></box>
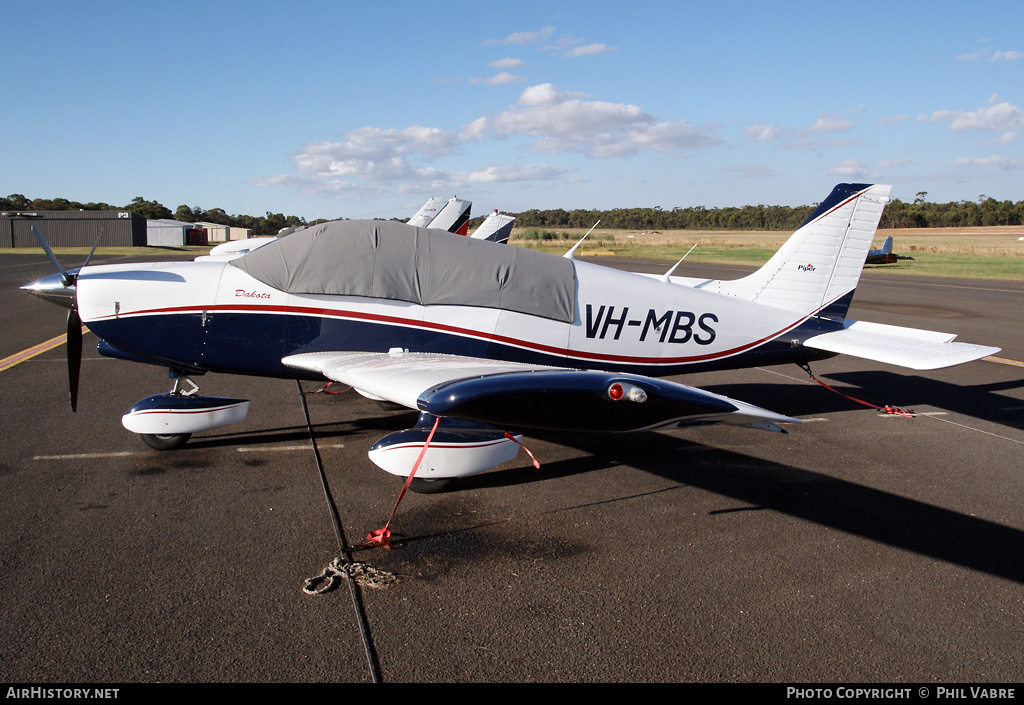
<box><xmin>3</xmin><ymin>0</ymin><xmax>1022</xmax><ymax>221</ymax></box>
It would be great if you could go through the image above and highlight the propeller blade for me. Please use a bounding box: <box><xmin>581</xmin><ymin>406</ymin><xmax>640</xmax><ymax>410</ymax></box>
<box><xmin>82</xmin><ymin>228</ymin><xmax>103</xmax><ymax>269</ymax></box>
<box><xmin>31</xmin><ymin>226</ymin><xmax>74</xmax><ymax>287</ymax></box>
<box><xmin>67</xmin><ymin>309</ymin><xmax>83</xmax><ymax>413</ymax></box>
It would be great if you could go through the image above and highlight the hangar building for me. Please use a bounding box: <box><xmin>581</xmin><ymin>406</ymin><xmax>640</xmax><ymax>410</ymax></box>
<box><xmin>1</xmin><ymin>210</ymin><xmax>148</xmax><ymax>248</ymax></box>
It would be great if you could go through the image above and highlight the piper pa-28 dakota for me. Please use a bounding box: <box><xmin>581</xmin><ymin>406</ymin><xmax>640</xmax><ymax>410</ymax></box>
<box><xmin>23</xmin><ymin>183</ymin><xmax>999</xmax><ymax>493</ymax></box>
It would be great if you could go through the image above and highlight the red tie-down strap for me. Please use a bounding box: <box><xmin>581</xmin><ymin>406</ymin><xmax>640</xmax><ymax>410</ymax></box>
<box><xmin>799</xmin><ymin>363</ymin><xmax>915</xmax><ymax>418</ymax></box>
<box><xmin>360</xmin><ymin>415</ymin><xmax>441</xmax><ymax>550</ymax></box>
<box><xmin>305</xmin><ymin>381</ymin><xmax>351</xmax><ymax>395</ymax></box>
<box><xmin>357</xmin><ymin>422</ymin><xmax>541</xmax><ymax>550</ymax></box>
<box><xmin>505</xmin><ymin>433</ymin><xmax>541</xmax><ymax>469</ymax></box>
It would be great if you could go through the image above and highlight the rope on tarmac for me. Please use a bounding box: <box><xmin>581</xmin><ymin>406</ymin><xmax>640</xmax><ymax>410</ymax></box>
<box><xmin>303</xmin><ymin>557</ymin><xmax>398</xmax><ymax>594</ymax></box>
<box><xmin>799</xmin><ymin>363</ymin><xmax>915</xmax><ymax>418</ymax></box>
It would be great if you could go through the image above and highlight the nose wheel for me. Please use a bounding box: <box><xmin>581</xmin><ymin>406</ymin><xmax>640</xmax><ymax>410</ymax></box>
<box><xmin>123</xmin><ymin>371</ymin><xmax>249</xmax><ymax>451</ymax></box>
<box><xmin>140</xmin><ymin>432</ymin><xmax>192</xmax><ymax>450</ymax></box>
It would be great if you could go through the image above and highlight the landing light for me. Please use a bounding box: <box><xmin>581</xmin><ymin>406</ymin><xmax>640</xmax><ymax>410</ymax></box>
<box><xmin>607</xmin><ymin>382</ymin><xmax>647</xmax><ymax>403</ymax></box>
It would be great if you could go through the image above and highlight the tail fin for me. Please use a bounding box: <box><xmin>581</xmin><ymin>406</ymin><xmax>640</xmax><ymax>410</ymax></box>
<box><xmin>408</xmin><ymin>196</ymin><xmax>473</xmax><ymax>234</ymax></box>
<box><xmin>470</xmin><ymin>210</ymin><xmax>515</xmax><ymax>243</ymax></box>
<box><xmin>713</xmin><ymin>183</ymin><xmax>891</xmax><ymax>317</ymax></box>
<box><xmin>879</xmin><ymin>235</ymin><xmax>893</xmax><ymax>254</ymax></box>
<box><xmin>407</xmin><ymin>197</ymin><xmax>446</xmax><ymax>228</ymax></box>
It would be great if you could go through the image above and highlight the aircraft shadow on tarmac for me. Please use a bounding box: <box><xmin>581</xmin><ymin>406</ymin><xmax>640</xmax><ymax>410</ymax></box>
<box><xmin>457</xmin><ymin>429</ymin><xmax>1024</xmax><ymax>587</ymax></box>
<box><xmin>156</xmin><ymin>383</ymin><xmax>1024</xmax><ymax>586</ymax></box>
<box><xmin>698</xmin><ymin>370</ymin><xmax>1024</xmax><ymax>432</ymax></box>
<box><xmin>822</xmin><ymin>371</ymin><xmax>1024</xmax><ymax>431</ymax></box>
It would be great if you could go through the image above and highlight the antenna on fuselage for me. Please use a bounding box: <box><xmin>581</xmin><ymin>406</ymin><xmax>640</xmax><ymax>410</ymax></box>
<box><xmin>659</xmin><ymin>243</ymin><xmax>697</xmax><ymax>283</ymax></box>
<box><xmin>564</xmin><ymin>220</ymin><xmax>601</xmax><ymax>259</ymax></box>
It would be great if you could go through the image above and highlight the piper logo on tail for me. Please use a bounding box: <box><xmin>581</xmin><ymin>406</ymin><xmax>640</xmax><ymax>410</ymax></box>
<box><xmin>798</xmin><ymin>263</ymin><xmax>816</xmax><ymax>272</ymax></box>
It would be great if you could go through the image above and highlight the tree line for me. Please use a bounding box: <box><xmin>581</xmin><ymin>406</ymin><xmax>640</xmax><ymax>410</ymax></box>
<box><xmin>1</xmin><ymin>194</ymin><xmax>308</xmax><ymax>236</ymax></box>
<box><xmin>5</xmin><ymin>192</ymin><xmax>1022</xmax><ymax>234</ymax></box>
<box><xmin>502</xmin><ymin>194</ymin><xmax>1024</xmax><ymax>231</ymax></box>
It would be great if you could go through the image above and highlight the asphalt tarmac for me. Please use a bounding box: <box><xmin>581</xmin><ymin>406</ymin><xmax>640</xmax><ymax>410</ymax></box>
<box><xmin>1</xmin><ymin>250</ymin><xmax>1022</xmax><ymax>683</ymax></box>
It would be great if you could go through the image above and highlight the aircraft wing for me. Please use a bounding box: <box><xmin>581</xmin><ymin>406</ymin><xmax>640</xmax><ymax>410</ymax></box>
<box><xmin>282</xmin><ymin>351</ymin><xmax>799</xmax><ymax>432</ymax></box>
<box><xmin>802</xmin><ymin>320</ymin><xmax>1000</xmax><ymax>370</ymax></box>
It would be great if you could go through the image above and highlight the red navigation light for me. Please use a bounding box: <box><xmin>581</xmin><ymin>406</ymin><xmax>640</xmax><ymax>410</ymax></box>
<box><xmin>608</xmin><ymin>383</ymin><xmax>624</xmax><ymax>401</ymax></box>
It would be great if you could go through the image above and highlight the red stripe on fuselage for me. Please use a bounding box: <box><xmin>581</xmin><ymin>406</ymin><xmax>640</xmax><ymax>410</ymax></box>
<box><xmin>93</xmin><ymin>301</ymin><xmax>817</xmax><ymax>367</ymax></box>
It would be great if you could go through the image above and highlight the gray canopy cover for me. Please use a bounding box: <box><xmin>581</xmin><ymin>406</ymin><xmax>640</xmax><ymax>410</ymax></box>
<box><xmin>230</xmin><ymin>220</ymin><xmax>577</xmax><ymax>323</ymax></box>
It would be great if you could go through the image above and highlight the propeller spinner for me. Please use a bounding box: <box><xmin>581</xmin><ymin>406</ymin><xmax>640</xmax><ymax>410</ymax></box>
<box><xmin>21</xmin><ymin>226</ymin><xmax>99</xmax><ymax>412</ymax></box>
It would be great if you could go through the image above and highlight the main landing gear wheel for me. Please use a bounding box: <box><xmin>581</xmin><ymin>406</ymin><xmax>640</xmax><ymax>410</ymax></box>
<box><xmin>408</xmin><ymin>477</ymin><xmax>454</xmax><ymax>494</ymax></box>
<box><xmin>140</xmin><ymin>433</ymin><xmax>192</xmax><ymax>450</ymax></box>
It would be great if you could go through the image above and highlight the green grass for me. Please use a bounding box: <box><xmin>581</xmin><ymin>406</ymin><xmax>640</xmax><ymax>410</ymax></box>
<box><xmin>516</xmin><ymin>240</ymin><xmax>1024</xmax><ymax>281</ymax></box>
<box><xmin>15</xmin><ymin>238</ymin><xmax>1024</xmax><ymax>281</ymax></box>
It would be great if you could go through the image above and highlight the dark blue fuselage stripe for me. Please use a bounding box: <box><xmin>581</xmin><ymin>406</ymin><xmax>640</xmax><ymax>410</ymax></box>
<box><xmin>88</xmin><ymin>310</ymin><xmax>842</xmax><ymax>379</ymax></box>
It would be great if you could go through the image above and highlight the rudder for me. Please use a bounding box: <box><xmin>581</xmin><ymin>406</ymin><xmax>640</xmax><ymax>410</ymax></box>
<box><xmin>712</xmin><ymin>183</ymin><xmax>891</xmax><ymax>317</ymax></box>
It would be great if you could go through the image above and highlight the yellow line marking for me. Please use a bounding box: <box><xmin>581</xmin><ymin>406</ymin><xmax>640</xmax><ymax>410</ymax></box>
<box><xmin>0</xmin><ymin>327</ymin><xmax>87</xmax><ymax>372</ymax></box>
<box><xmin>985</xmin><ymin>355</ymin><xmax>1024</xmax><ymax>369</ymax></box>
<box><xmin>34</xmin><ymin>452</ymin><xmax>135</xmax><ymax>461</ymax></box>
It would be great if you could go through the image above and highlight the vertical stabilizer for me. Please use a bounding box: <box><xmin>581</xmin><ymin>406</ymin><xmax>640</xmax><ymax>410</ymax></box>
<box><xmin>408</xmin><ymin>197</ymin><xmax>446</xmax><ymax>228</ymax></box>
<box><xmin>712</xmin><ymin>183</ymin><xmax>891</xmax><ymax>316</ymax></box>
<box><xmin>427</xmin><ymin>196</ymin><xmax>472</xmax><ymax>234</ymax></box>
<box><xmin>471</xmin><ymin>210</ymin><xmax>515</xmax><ymax>243</ymax></box>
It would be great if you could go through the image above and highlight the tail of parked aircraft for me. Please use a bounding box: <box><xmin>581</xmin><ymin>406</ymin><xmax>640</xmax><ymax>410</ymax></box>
<box><xmin>703</xmin><ymin>183</ymin><xmax>998</xmax><ymax>370</ymax></box>
<box><xmin>712</xmin><ymin>183</ymin><xmax>891</xmax><ymax>319</ymax></box>
<box><xmin>408</xmin><ymin>196</ymin><xmax>472</xmax><ymax>234</ymax></box>
<box><xmin>471</xmin><ymin>210</ymin><xmax>515</xmax><ymax>243</ymax></box>
<box><xmin>407</xmin><ymin>198</ymin><xmax>446</xmax><ymax>228</ymax></box>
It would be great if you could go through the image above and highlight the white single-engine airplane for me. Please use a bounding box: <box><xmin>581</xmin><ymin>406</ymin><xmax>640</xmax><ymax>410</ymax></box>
<box><xmin>23</xmin><ymin>184</ymin><xmax>999</xmax><ymax>492</ymax></box>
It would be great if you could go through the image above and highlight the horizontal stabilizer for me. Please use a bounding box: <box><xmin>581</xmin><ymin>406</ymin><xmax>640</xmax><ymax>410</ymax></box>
<box><xmin>802</xmin><ymin>320</ymin><xmax>1000</xmax><ymax>370</ymax></box>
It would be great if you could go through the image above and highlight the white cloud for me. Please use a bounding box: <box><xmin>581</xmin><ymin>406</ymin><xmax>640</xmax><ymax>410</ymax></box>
<box><xmin>484</xmin><ymin>27</ymin><xmax>555</xmax><ymax>47</ymax></box>
<box><xmin>745</xmin><ymin>122</ymin><xmax>785</xmax><ymax>142</ymax></box>
<box><xmin>725</xmin><ymin>165</ymin><xmax>777</xmax><ymax>179</ymax></box>
<box><xmin>951</xmin><ymin>156</ymin><xmax>1023</xmax><ymax>171</ymax></box>
<box><xmin>744</xmin><ymin>110</ymin><xmax>857</xmax><ymax>148</ymax></box>
<box><xmin>956</xmin><ymin>51</ymin><xmax>985</xmax><ymax>62</ymax></box>
<box><xmin>465</xmin><ymin>84</ymin><xmax>720</xmax><ymax>157</ymax></box>
<box><xmin>487</xmin><ymin>58</ymin><xmax>527</xmax><ymax>69</ymax></box>
<box><xmin>955</xmin><ymin>48</ymin><xmax>1023</xmax><ymax>62</ymax></box>
<box><xmin>920</xmin><ymin>96</ymin><xmax>1024</xmax><ymax>144</ymax></box>
<box><xmin>564</xmin><ymin>43</ymin><xmax>616</xmax><ymax>57</ymax></box>
<box><xmin>517</xmin><ymin>83</ymin><xmax>588</xmax><ymax>106</ymax></box>
<box><xmin>484</xmin><ymin>27</ymin><xmax>615</xmax><ymax>58</ymax></box>
<box><xmin>877</xmin><ymin>159</ymin><xmax>911</xmax><ymax>169</ymax></box>
<box><xmin>462</xmin><ymin>164</ymin><xmax>566</xmax><ymax>184</ymax></box>
<box><xmin>828</xmin><ymin>160</ymin><xmax>869</xmax><ymax>178</ymax></box>
<box><xmin>804</xmin><ymin>113</ymin><xmax>853</xmax><ymax>135</ymax></box>
<box><xmin>290</xmin><ymin>126</ymin><xmax>457</xmax><ymax>184</ymax></box>
<box><xmin>472</xmin><ymin>72</ymin><xmax>526</xmax><ymax>86</ymax></box>
<box><xmin>257</xmin><ymin>83</ymin><xmax>719</xmax><ymax>201</ymax></box>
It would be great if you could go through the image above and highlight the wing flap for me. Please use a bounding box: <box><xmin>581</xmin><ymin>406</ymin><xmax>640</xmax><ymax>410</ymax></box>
<box><xmin>803</xmin><ymin>320</ymin><xmax>1000</xmax><ymax>370</ymax></box>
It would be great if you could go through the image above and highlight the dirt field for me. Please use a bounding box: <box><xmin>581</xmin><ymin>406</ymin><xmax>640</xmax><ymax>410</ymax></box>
<box><xmin>515</xmin><ymin>226</ymin><xmax>1024</xmax><ymax>258</ymax></box>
